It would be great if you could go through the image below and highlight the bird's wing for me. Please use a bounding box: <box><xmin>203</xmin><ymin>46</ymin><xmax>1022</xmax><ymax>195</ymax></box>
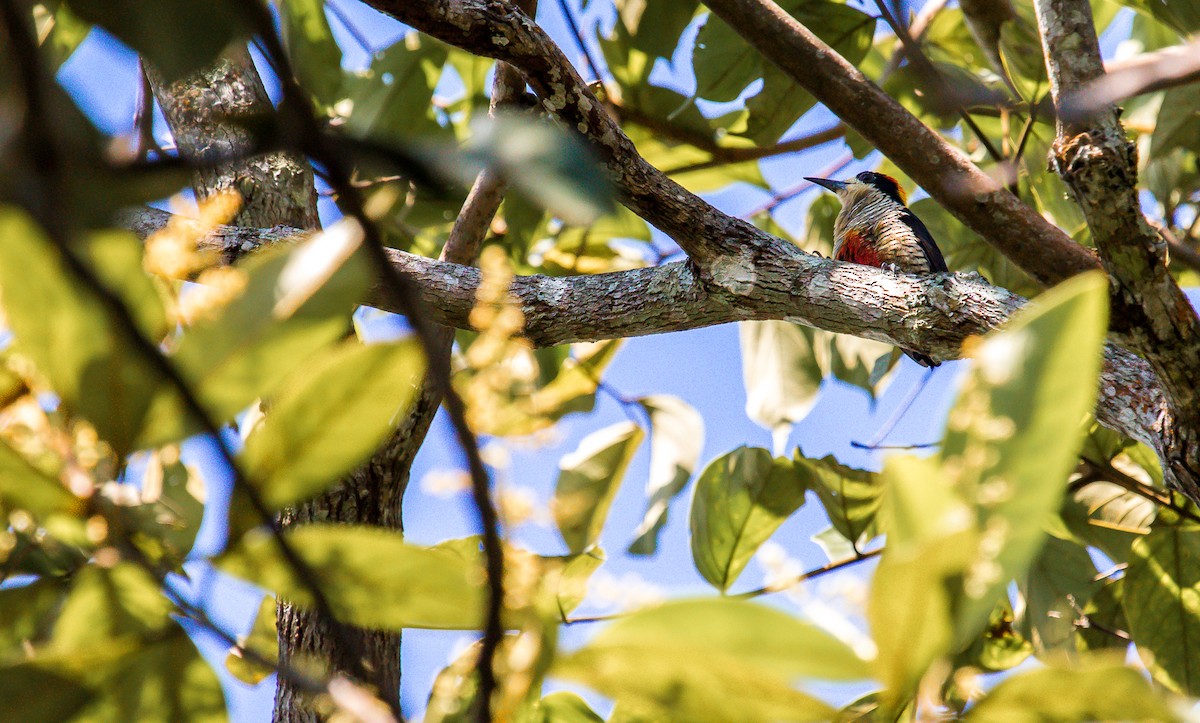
<box><xmin>898</xmin><ymin>208</ymin><xmax>948</xmax><ymax>272</ymax></box>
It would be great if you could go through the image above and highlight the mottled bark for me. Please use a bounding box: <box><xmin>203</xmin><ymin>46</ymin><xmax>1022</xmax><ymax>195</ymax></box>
<box><xmin>1035</xmin><ymin>0</ymin><xmax>1200</xmax><ymax>500</ymax></box>
<box><xmin>146</xmin><ymin>46</ymin><xmax>319</xmax><ymax>230</ymax></box>
<box><xmin>123</xmin><ymin>206</ymin><xmax>1179</xmax><ymax>504</ymax></box>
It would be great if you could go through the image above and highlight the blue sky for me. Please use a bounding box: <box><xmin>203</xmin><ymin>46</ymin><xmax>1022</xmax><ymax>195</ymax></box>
<box><xmin>47</xmin><ymin>0</ymin><xmax>1164</xmax><ymax>720</ymax></box>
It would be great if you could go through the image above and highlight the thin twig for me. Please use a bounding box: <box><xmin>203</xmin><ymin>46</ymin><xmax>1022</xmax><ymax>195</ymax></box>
<box><xmin>744</xmin><ymin>151</ymin><xmax>854</xmax><ymax>217</ymax></box>
<box><xmin>734</xmin><ymin>547</ymin><xmax>882</xmax><ymax>598</ymax></box>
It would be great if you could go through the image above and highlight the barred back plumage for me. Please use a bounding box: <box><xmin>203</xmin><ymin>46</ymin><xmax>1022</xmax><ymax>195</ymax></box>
<box><xmin>804</xmin><ymin>171</ymin><xmax>949</xmax><ymax>367</ymax></box>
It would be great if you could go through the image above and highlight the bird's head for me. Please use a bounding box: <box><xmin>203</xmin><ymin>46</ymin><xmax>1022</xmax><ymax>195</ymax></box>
<box><xmin>804</xmin><ymin>171</ymin><xmax>908</xmax><ymax>210</ymax></box>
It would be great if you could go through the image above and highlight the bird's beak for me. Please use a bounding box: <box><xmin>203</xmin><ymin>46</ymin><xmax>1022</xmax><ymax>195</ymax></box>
<box><xmin>805</xmin><ymin>177</ymin><xmax>847</xmax><ymax>193</ymax></box>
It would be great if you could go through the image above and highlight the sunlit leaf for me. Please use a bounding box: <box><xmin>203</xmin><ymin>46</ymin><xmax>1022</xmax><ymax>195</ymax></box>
<box><xmin>280</xmin><ymin>0</ymin><xmax>343</xmax><ymax>106</ymax></box>
<box><xmin>0</xmin><ymin>211</ymin><xmax>167</xmax><ymax>455</ymax></box>
<box><xmin>870</xmin><ymin>273</ymin><xmax>1109</xmax><ymax>699</ymax></box>
<box><xmin>139</xmin><ymin>220</ymin><xmax>370</xmax><ymax>448</ymax></box>
<box><xmin>0</xmin><ymin>438</ymin><xmax>83</xmax><ymax>519</ymax></box>
<box><xmin>739</xmin><ymin>321</ymin><xmax>822</xmax><ymax>450</ymax></box>
<box><xmin>220</xmin><ymin>526</ymin><xmax>486</xmax><ymax>630</ymax></box>
<box><xmin>542</xmin><ymin>549</ymin><xmax>605</xmax><ymax>617</ymax></box>
<box><xmin>869</xmin><ymin>454</ymin><xmax>974</xmax><ymax>698</ymax></box>
<box><xmin>1019</xmin><ymin>536</ymin><xmax>1101</xmax><ymax>656</ymax></box>
<box><xmin>629</xmin><ymin>395</ymin><xmax>705</xmax><ymax>555</ymax></box>
<box><xmin>517</xmin><ymin>691</ymin><xmax>604</xmax><ymax>723</ymax></box>
<box><xmin>1060</xmin><ymin>479</ymin><xmax>1155</xmax><ymax>563</ymax></box>
<box><xmin>794</xmin><ymin>451</ymin><xmax>881</xmax><ymax>550</ymax></box>
<box><xmin>1123</xmin><ymin>523</ymin><xmax>1200</xmax><ymax>695</ymax></box>
<box><xmin>939</xmin><ymin>272</ymin><xmax>1109</xmax><ymax>640</ymax></box>
<box><xmin>689</xmin><ymin>447</ymin><xmax>806</xmax><ymax>591</ymax></box>
<box><xmin>965</xmin><ymin>657</ymin><xmax>1178</xmax><ymax>722</ymax></box>
<box><xmin>224</xmin><ymin>596</ymin><xmax>276</xmax><ymax>686</ymax></box>
<box><xmin>235</xmin><ymin>339</ymin><xmax>424</xmax><ymax>531</ymax></box>
<box><xmin>553</xmin><ymin>421</ymin><xmax>645</xmax><ymax>554</ymax></box>
<box><xmin>554</xmin><ymin>599</ymin><xmax>867</xmax><ymax>722</ymax></box>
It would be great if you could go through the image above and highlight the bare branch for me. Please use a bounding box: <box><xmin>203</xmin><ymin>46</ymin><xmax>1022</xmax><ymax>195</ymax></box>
<box><xmin>1064</xmin><ymin>39</ymin><xmax>1200</xmax><ymax>121</ymax></box>
<box><xmin>122</xmin><ymin>206</ymin><xmax>1172</xmax><ymax>483</ymax></box>
<box><xmin>1035</xmin><ymin>0</ymin><xmax>1200</xmax><ymax>501</ymax></box>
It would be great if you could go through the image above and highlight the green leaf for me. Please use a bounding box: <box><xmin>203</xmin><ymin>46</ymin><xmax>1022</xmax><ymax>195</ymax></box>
<box><xmin>341</xmin><ymin>32</ymin><xmax>450</xmax><ymax>143</ymax></box>
<box><xmin>628</xmin><ymin>395</ymin><xmax>705</xmax><ymax>555</ymax></box>
<box><xmin>869</xmin><ymin>455</ymin><xmax>974</xmax><ymax>699</ymax></box>
<box><xmin>518</xmin><ymin>691</ymin><xmax>604</xmax><ymax>723</ymax></box>
<box><xmin>1077</xmin><ymin>579</ymin><xmax>1129</xmax><ymax>654</ymax></box>
<box><xmin>236</xmin><ymin>339</ymin><xmax>424</xmax><ymax>529</ymax></box>
<box><xmin>139</xmin><ymin>220</ymin><xmax>370</xmax><ymax>448</ymax></box>
<box><xmin>952</xmin><ymin>599</ymin><xmax>1032</xmax><ymax>673</ymax></box>
<box><xmin>219</xmin><ymin>526</ymin><xmax>486</xmax><ymax>629</ymax></box>
<box><xmin>542</xmin><ymin>549</ymin><xmax>605</xmax><ymax>617</ymax></box>
<box><xmin>554</xmin><ymin>599</ymin><xmax>867</xmax><ymax>722</ymax></box>
<box><xmin>66</xmin><ymin>0</ymin><xmax>247</xmax><ymax>81</ymax></box>
<box><xmin>52</xmin><ymin>564</ymin><xmax>174</xmax><ymax>648</ymax></box>
<box><xmin>689</xmin><ymin>447</ymin><xmax>806</xmax><ymax>591</ymax></box>
<box><xmin>0</xmin><ymin>438</ymin><xmax>83</xmax><ymax>519</ymax></box>
<box><xmin>33</xmin><ymin>1</ymin><xmax>91</xmax><ymax>69</ymax></box>
<box><xmin>553</xmin><ymin>421</ymin><xmax>645</xmax><ymax>554</ymax></box>
<box><xmin>739</xmin><ymin>321</ymin><xmax>823</xmax><ymax>449</ymax></box>
<box><xmin>1060</xmin><ymin>479</ymin><xmax>1154</xmax><ymax>563</ymax></box>
<box><xmin>939</xmin><ymin>271</ymin><xmax>1109</xmax><ymax>640</ymax></box>
<box><xmin>794</xmin><ymin>451</ymin><xmax>881</xmax><ymax>550</ymax></box>
<box><xmin>0</xmin><ymin>212</ymin><xmax>167</xmax><ymax>455</ymax></box>
<box><xmin>1123</xmin><ymin>524</ymin><xmax>1200</xmax><ymax>695</ymax></box>
<box><xmin>965</xmin><ymin>657</ymin><xmax>1178</xmax><ymax>722</ymax></box>
<box><xmin>280</xmin><ymin>0</ymin><xmax>343</xmax><ymax>106</ymax></box>
<box><xmin>1019</xmin><ymin>536</ymin><xmax>1101</xmax><ymax>656</ymax></box>
<box><xmin>1115</xmin><ymin>0</ymin><xmax>1200</xmax><ymax>33</ymax></box>
<box><xmin>870</xmin><ymin>272</ymin><xmax>1109</xmax><ymax>699</ymax></box>
<box><xmin>0</xmin><ymin>664</ymin><xmax>94</xmax><ymax>721</ymax></box>
<box><xmin>618</xmin><ymin>0</ymin><xmax>699</xmax><ymax>59</ymax></box>
<box><xmin>126</xmin><ymin>449</ymin><xmax>207</xmax><ymax>567</ymax></box>
<box><xmin>0</xmin><ymin>577</ymin><xmax>67</xmax><ymax>654</ymax></box>
<box><xmin>464</xmin><ymin>114</ymin><xmax>617</xmax><ymax>227</ymax></box>
<box><xmin>225</xmin><ymin>596</ymin><xmax>277</xmax><ymax>686</ymax></box>
<box><xmin>1151</xmin><ymin>86</ymin><xmax>1200</xmax><ymax>160</ymax></box>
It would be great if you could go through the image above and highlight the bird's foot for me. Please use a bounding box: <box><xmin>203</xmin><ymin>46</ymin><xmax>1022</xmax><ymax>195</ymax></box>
<box><xmin>882</xmin><ymin>262</ymin><xmax>901</xmax><ymax>275</ymax></box>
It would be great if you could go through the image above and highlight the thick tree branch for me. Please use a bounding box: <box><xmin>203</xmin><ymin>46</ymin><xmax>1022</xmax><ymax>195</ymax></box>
<box><xmin>145</xmin><ymin>46</ymin><xmax>319</xmax><ymax>230</ymax></box>
<box><xmin>123</xmin><ymin>207</ymin><xmax>1175</xmax><ymax>497</ymax></box>
<box><xmin>1035</xmin><ymin>0</ymin><xmax>1200</xmax><ymax>501</ymax></box>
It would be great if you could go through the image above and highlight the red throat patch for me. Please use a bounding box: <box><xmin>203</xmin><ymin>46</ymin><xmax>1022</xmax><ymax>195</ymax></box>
<box><xmin>835</xmin><ymin>230</ymin><xmax>882</xmax><ymax>267</ymax></box>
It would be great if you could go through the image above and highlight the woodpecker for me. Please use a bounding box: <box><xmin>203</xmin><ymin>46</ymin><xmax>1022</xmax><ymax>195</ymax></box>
<box><xmin>805</xmin><ymin>171</ymin><xmax>948</xmax><ymax>368</ymax></box>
